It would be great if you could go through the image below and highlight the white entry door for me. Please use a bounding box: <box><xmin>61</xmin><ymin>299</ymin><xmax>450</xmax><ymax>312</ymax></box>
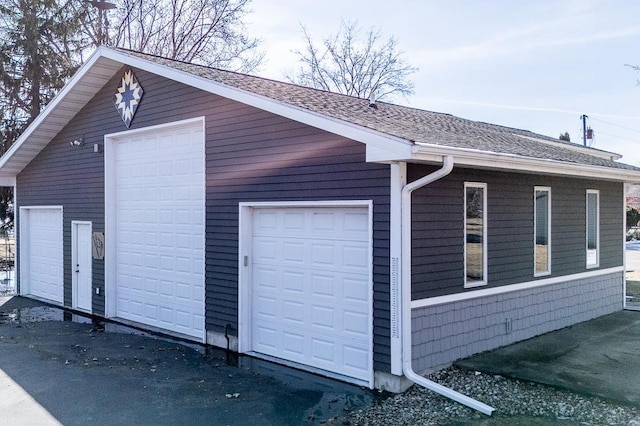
<box><xmin>72</xmin><ymin>221</ymin><xmax>92</xmax><ymax>312</ymax></box>
<box><xmin>106</xmin><ymin>119</ymin><xmax>205</xmax><ymax>341</ymax></box>
<box><xmin>245</xmin><ymin>204</ymin><xmax>373</xmax><ymax>384</ymax></box>
<box><xmin>19</xmin><ymin>207</ymin><xmax>63</xmax><ymax>304</ymax></box>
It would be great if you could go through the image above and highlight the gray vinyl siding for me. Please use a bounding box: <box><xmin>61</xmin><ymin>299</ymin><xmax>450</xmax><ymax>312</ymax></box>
<box><xmin>203</xmin><ymin>105</ymin><xmax>392</xmax><ymax>372</ymax></box>
<box><xmin>16</xmin><ymin>68</ymin><xmax>393</xmax><ymax>371</ymax></box>
<box><xmin>410</xmin><ymin>164</ymin><xmax>624</xmax><ymax>300</ymax></box>
<box><xmin>17</xmin><ymin>120</ymin><xmax>106</xmax><ymax>314</ymax></box>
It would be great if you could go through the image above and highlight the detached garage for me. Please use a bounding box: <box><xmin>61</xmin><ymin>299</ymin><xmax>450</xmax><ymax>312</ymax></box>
<box><xmin>1</xmin><ymin>47</ymin><xmax>640</xmax><ymax>401</ymax></box>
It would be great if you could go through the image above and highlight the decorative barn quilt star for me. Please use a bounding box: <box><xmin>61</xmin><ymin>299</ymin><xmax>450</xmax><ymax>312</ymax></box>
<box><xmin>113</xmin><ymin>69</ymin><xmax>144</xmax><ymax>127</ymax></box>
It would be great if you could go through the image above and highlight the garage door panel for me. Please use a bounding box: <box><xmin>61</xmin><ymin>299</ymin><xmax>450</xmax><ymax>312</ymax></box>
<box><xmin>344</xmin><ymin>310</ymin><xmax>369</xmax><ymax>335</ymax></box>
<box><xmin>311</xmin><ymin>273</ymin><xmax>334</xmax><ymax>296</ymax></box>
<box><xmin>251</xmin><ymin>206</ymin><xmax>371</xmax><ymax>383</ymax></box>
<box><xmin>283</xmin><ymin>332</ymin><xmax>304</xmax><ymax>356</ymax></box>
<box><xmin>344</xmin><ymin>277</ymin><xmax>369</xmax><ymax>300</ymax></box>
<box><xmin>311</xmin><ymin>305</ymin><xmax>335</xmax><ymax>329</ymax></box>
<box><xmin>255</xmin><ymin>295</ymin><xmax>278</xmax><ymax>320</ymax></box>
<box><xmin>283</xmin><ymin>271</ymin><xmax>304</xmax><ymax>293</ymax></box>
<box><xmin>255</xmin><ymin>325</ymin><xmax>278</xmax><ymax>351</ymax></box>
<box><xmin>113</xmin><ymin>124</ymin><xmax>204</xmax><ymax>340</ymax></box>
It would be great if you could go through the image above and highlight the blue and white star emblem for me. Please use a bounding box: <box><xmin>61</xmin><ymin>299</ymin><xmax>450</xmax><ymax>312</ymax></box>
<box><xmin>114</xmin><ymin>69</ymin><xmax>144</xmax><ymax>127</ymax></box>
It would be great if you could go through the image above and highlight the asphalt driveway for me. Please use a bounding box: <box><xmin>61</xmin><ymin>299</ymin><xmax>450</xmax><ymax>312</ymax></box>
<box><xmin>3</xmin><ymin>245</ymin><xmax>640</xmax><ymax>424</ymax></box>
<box><xmin>0</xmin><ymin>296</ymin><xmax>374</xmax><ymax>426</ymax></box>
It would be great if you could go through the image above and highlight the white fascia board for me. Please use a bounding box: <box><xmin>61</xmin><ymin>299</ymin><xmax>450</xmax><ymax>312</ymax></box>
<box><xmin>101</xmin><ymin>49</ymin><xmax>413</xmax><ymax>162</ymax></box>
<box><xmin>366</xmin><ymin>143</ymin><xmax>413</xmax><ymax>162</ymax></box>
<box><xmin>411</xmin><ymin>143</ymin><xmax>640</xmax><ymax>183</ymax></box>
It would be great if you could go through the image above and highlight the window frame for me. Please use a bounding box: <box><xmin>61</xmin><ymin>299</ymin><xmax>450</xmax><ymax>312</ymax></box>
<box><xmin>586</xmin><ymin>189</ymin><xmax>600</xmax><ymax>268</ymax></box>
<box><xmin>534</xmin><ymin>186</ymin><xmax>551</xmax><ymax>277</ymax></box>
<box><xmin>464</xmin><ymin>182</ymin><xmax>488</xmax><ymax>288</ymax></box>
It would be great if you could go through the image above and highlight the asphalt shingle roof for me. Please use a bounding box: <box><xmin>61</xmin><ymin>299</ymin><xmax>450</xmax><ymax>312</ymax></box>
<box><xmin>121</xmin><ymin>49</ymin><xmax>639</xmax><ymax>172</ymax></box>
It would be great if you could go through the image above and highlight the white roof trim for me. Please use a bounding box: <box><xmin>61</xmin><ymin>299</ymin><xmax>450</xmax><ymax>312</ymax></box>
<box><xmin>411</xmin><ymin>143</ymin><xmax>640</xmax><ymax>183</ymax></box>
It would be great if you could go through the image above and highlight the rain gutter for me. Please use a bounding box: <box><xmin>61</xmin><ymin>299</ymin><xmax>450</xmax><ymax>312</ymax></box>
<box><xmin>401</xmin><ymin>155</ymin><xmax>495</xmax><ymax>416</ymax></box>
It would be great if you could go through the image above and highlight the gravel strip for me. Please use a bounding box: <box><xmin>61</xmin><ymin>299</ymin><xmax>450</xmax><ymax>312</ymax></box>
<box><xmin>325</xmin><ymin>366</ymin><xmax>640</xmax><ymax>425</ymax></box>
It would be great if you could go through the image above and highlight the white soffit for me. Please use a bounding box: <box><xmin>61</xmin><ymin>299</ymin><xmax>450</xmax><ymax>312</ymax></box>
<box><xmin>0</xmin><ymin>50</ymin><xmax>123</xmax><ymax>178</ymax></box>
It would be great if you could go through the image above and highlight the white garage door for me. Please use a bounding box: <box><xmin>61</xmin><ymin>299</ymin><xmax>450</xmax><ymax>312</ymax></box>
<box><xmin>21</xmin><ymin>208</ymin><xmax>63</xmax><ymax>304</ymax></box>
<box><xmin>112</xmin><ymin>123</ymin><xmax>205</xmax><ymax>340</ymax></box>
<box><xmin>251</xmin><ymin>206</ymin><xmax>372</xmax><ymax>383</ymax></box>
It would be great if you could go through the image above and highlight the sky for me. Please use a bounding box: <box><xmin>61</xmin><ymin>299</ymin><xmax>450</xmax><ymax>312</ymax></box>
<box><xmin>245</xmin><ymin>0</ymin><xmax>640</xmax><ymax>166</ymax></box>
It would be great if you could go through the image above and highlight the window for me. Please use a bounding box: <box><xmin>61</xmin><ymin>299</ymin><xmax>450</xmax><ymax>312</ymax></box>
<box><xmin>534</xmin><ymin>187</ymin><xmax>551</xmax><ymax>276</ymax></box>
<box><xmin>586</xmin><ymin>190</ymin><xmax>599</xmax><ymax>268</ymax></box>
<box><xmin>465</xmin><ymin>182</ymin><xmax>487</xmax><ymax>287</ymax></box>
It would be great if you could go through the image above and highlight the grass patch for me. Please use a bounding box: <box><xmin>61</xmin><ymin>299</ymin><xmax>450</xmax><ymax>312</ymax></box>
<box><xmin>627</xmin><ymin>281</ymin><xmax>640</xmax><ymax>298</ymax></box>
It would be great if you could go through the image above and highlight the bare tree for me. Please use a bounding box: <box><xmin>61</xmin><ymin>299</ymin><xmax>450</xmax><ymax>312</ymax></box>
<box><xmin>108</xmin><ymin>0</ymin><xmax>262</xmax><ymax>72</ymax></box>
<box><xmin>287</xmin><ymin>21</ymin><xmax>417</xmax><ymax>101</ymax></box>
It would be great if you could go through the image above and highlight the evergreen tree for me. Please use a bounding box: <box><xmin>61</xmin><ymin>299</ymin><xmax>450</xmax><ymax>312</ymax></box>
<box><xmin>0</xmin><ymin>0</ymin><xmax>86</xmax><ymax>226</ymax></box>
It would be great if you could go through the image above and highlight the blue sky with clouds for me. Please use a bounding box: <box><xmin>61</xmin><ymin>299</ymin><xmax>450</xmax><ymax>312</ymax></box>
<box><xmin>247</xmin><ymin>0</ymin><xmax>640</xmax><ymax>166</ymax></box>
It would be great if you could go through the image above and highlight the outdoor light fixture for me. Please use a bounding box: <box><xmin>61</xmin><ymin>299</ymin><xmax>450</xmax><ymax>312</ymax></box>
<box><xmin>70</xmin><ymin>137</ymin><xmax>84</xmax><ymax>147</ymax></box>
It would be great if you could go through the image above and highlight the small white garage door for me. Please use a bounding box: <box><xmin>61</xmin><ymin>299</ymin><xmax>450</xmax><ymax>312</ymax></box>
<box><xmin>111</xmin><ymin>122</ymin><xmax>205</xmax><ymax>340</ymax></box>
<box><xmin>20</xmin><ymin>208</ymin><xmax>63</xmax><ymax>304</ymax></box>
<box><xmin>250</xmin><ymin>206</ymin><xmax>372</xmax><ymax>383</ymax></box>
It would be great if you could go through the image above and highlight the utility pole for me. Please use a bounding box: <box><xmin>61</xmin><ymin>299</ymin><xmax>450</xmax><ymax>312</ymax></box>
<box><xmin>581</xmin><ymin>114</ymin><xmax>588</xmax><ymax>147</ymax></box>
<box><xmin>86</xmin><ymin>0</ymin><xmax>117</xmax><ymax>46</ymax></box>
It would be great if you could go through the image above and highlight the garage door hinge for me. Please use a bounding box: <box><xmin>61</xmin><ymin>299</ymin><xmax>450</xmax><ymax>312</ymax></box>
<box><xmin>244</xmin><ymin>255</ymin><xmax>248</xmax><ymax>267</ymax></box>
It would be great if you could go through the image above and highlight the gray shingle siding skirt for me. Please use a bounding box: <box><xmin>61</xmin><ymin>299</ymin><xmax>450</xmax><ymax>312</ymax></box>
<box><xmin>411</xmin><ymin>270</ymin><xmax>623</xmax><ymax>373</ymax></box>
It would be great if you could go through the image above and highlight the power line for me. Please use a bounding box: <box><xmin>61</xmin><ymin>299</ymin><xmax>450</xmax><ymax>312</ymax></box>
<box><xmin>589</xmin><ymin>116</ymin><xmax>640</xmax><ymax>133</ymax></box>
<box><xmin>593</xmin><ymin>130</ymin><xmax>640</xmax><ymax>142</ymax></box>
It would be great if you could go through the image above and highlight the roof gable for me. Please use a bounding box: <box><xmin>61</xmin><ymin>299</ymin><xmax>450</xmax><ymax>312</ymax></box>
<box><xmin>1</xmin><ymin>47</ymin><xmax>639</xmax><ymax>183</ymax></box>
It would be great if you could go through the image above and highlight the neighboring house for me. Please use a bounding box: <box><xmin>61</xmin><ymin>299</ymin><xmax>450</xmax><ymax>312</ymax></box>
<box><xmin>1</xmin><ymin>47</ymin><xmax>639</xmax><ymax>393</ymax></box>
<box><xmin>627</xmin><ymin>184</ymin><xmax>640</xmax><ymax>212</ymax></box>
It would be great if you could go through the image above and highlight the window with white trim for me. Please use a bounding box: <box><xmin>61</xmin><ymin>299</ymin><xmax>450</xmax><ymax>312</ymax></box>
<box><xmin>586</xmin><ymin>189</ymin><xmax>599</xmax><ymax>268</ymax></box>
<box><xmin>464</xmin><ymin>182</ymin><xmax>487</xmax><ymax>287</ymax></box>
<box><xmin>534</xmin><ymin>187</ymin><xmax>551</xmax><ymax>276</ymax></box>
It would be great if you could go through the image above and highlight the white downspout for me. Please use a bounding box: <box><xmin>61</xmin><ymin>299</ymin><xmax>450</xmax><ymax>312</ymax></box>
<box><xmin>401</xmin><ymin>155</ymin><xmax>495</xmax><ymax>416</ymax></box>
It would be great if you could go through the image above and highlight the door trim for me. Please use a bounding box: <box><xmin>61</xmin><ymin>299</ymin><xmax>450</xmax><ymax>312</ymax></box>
<box><xmin>237</xmin><ymin>200</ymin><xmax>374</xmax><ymax>387</ymax></box>
<box><xmin>71</xmin><ymin>221</ymin><xmax>92</xmax><ymax>312</ymax></box>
